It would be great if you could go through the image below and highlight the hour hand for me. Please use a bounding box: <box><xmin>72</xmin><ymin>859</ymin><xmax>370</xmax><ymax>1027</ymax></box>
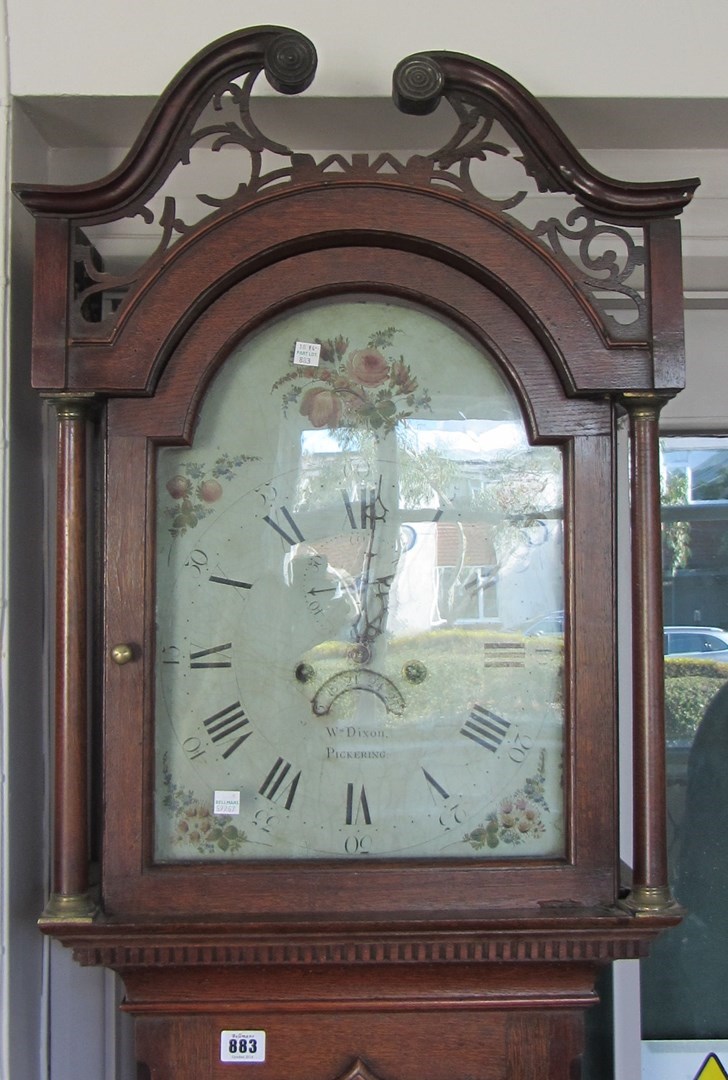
<box><xmin>352</xmin><ymin>574</ymin><xmax>394</xmax><ymax>643</ymax></box>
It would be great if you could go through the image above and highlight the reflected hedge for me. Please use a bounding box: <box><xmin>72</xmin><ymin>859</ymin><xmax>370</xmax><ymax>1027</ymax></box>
<box><xmin>665</xmin><ymin>657</ymin><xmax>728</xmax><ymax>742</ymax></box>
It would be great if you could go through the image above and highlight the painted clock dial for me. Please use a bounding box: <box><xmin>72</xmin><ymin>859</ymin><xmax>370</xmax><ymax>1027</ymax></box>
<box><xmin>154</xmin><ymin>297</ymin><xmax>565</xmax><ymax>862</ymax></box>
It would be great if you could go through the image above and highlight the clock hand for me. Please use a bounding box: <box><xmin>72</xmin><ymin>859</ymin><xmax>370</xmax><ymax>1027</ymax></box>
<box><xmin>354</xmin><ymin>475</ymin><xmax>393</xmax><ymax>635</ymax></box>
<box><xmin>353</xmin><ymin>569</ymin><xmax>396</xmax><ymax>646</ymax></box>
<box><xmin>305</xmin><ymin>574</ymin><xmax>396</xmax><ymax>598</ymax></box>
<box><xmin>352</xmin><ymin>475</ymin><xmax>381</xmax><ymax>641</ymax></box>
<box><xmin>365</xmin><ymin>573</ymin><xmax>396</xmax><ymax>591</ymax></box>
<box><xmin>346</xmin><ymin>472</ymin><xmax>400</xmax><ymax>651</ymax></box>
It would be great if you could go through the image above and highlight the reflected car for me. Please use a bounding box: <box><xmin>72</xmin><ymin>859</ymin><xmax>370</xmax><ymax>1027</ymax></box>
<box><xmin>524</xmin><ymin>611</ymin><xmax>564</xmax><ymax>637</ymax></box>
<box><xmin>663</xmin><ymin>626</ymin><xmax>728</xmax><ymax>660</ymax></box>
<box><xmin>524</xmin><ymin>617</ymin><xmax>728</xmax><ymax>661</ymax></box>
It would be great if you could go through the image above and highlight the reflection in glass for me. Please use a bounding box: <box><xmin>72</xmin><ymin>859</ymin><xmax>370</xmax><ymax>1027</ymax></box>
<box><xmin>153</xmin><ymin>298</ymin><xmax>566</xmax><ymax>861</ymax></box>
<box><xmin>642</xmin><ymin>437</ymin><xmax>728</xmax><ymax>1037</ymax></box>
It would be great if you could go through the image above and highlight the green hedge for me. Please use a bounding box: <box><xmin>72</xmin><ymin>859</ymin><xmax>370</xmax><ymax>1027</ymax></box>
<box><xmin>664</xmin><ymin>657</ymin><xmax>728</xmax><ymax>742</ymax></box>
<box><xmin>307</xmin><ymin>631</ymin><xmax>723</xmax><ymax>743</ymax></box>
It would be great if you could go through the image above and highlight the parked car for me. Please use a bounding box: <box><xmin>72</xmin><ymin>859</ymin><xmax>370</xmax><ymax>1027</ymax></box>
<box><xmin>663</xmin><ymin>626</ymin><xmax>728</xmax><ymax>660</ymax></box>
<box><xmin>524</xmin><ymin>616</ymin><xmax>728</xmax><ymax>661</ymax></box>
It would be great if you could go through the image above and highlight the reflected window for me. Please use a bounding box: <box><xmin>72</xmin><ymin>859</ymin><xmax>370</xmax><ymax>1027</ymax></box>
<box><xmin>642</xmin><ymin>436</ymin><xmax>728</xmax><ymax>1038</ymax></box>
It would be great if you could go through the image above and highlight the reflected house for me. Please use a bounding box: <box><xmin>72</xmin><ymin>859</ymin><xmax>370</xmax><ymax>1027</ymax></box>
<box><xmin>298</xmin><ymin>420</ymin><xmax>565</xmax><ymax>637</ymax></box>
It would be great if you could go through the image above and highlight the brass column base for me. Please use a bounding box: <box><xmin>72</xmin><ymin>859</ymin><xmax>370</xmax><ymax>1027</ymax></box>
<box><xmin>618</xmin><ymin>885</ymin><xmax>683</xmax><ymax>917</ymax></box>
<box><xmin>40</xmin><ymin>891</ymin><xmax>98</xmax><ymax>925</ymax></box>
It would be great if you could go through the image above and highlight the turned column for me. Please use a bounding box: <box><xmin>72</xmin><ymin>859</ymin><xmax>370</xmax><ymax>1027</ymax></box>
<box><xmin>623</xmin><ymin>394</ymin><xmax>678</xmax><ymax>913</ymax></box>
<box><xmin>43</xmin><ymin>394</ymin><xmax>98</xmax><ymax>922</ymax></box>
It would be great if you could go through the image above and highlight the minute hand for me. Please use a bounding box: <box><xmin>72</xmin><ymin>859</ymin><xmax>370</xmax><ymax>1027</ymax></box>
<box><xmin>352</xmin><ymin>472</ymin><xmax>396</xmax><ymax>644</ymax></box>
<box><xmin>358</xmin><ymin>577</ymin><xmax>394</xmax><ymax>642</ymax></box>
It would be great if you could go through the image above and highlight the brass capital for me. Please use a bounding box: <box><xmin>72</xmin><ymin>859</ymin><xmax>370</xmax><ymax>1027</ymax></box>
<box><xmin>43</xmin><ymin>392</ymin><xmax>100</xmax><ymax>421</ymax></box>
<box><xmin>619</xmin><ymin>392</ymin><xmax>670</xmax><ymax>422</ymax></box>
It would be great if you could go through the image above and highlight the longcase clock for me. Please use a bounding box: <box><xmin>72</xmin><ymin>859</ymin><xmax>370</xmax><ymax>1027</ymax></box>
<box><xmin>15</xmin><ymin>26</ymin><xmax>699</xmax><ymax>1079</ymax></box>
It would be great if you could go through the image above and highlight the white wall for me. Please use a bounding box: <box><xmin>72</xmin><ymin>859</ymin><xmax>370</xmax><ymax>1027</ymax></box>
<box><xmin>663</xmin><ymin>310</ymin><xmax>728</xmax><ymax>431</ymax></box>
<box><xmin>7</xmin><ymin>0</ymin><xmax>728</xmax><ymax>98</ymax></box>
<box><xmin>3</xmin><ymin>102</ymin><xmax>50</xmax><ymax>1080</ymax></box>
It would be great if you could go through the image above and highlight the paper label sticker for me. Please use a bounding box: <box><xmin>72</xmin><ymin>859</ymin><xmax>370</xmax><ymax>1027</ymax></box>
<box><xmin>220</xmin><ymin>1030</ymin><xmax>266</xmax><ymax>1063</ymax></box>
<box><xmin>213</xmin><ymin>790</ymin><xmax>241</xmax><ymax>816</ymax></box>
<box><xmin>293</xmin><ymin>340</ymin><xmax>321</xmax><ymax>367</ymax></box>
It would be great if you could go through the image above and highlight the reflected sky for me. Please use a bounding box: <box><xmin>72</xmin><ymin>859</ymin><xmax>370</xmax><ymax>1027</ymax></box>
<box><xmin>302</xmin><ymin>417</ymin><xmax>527</xmax><ymax>459</ymax></box>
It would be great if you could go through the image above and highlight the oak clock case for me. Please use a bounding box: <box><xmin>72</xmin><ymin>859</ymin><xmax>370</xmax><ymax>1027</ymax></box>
<box><xmin>105</xmin><ymin>239</ymin><xmax>612</xmax><ymax>923</ymax></box>
<box><xmin>14</xmin><ymin>23</ymin><xmax>698</xmax><ymax>1080</ymax></box>
<box><xmin>154</xmin><ymin>297</ymin><xmax>565</xmax><ymax>864</ymax></box>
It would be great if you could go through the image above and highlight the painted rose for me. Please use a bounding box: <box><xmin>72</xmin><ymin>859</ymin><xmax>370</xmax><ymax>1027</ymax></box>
<box><xmin>299</xmin><ymin>386</ymin><xmax>342</xmax><ymax>428</ymax></box>
<box><xmin>346</xmin><ymin>347</ymin><xmax>389</xmax><ymax>387</ymax></box>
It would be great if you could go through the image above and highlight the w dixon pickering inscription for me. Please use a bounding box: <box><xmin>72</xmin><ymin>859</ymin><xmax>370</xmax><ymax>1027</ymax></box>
<box><xmin>326</xmin><ymin>725</ymin><xmax>390</xmax><ymax>760</ymax></box>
